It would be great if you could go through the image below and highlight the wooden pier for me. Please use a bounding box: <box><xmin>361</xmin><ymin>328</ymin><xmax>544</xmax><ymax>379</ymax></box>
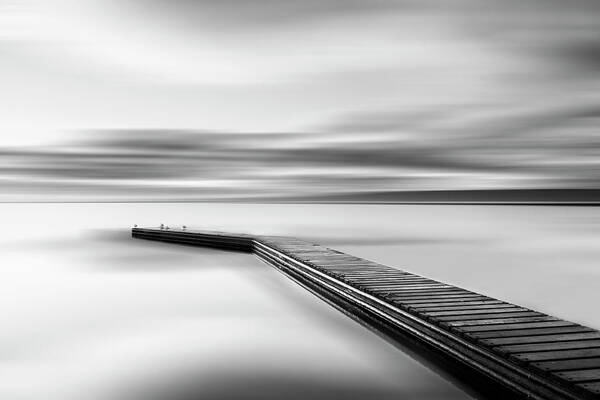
<box><xmin>132</xmin><ymin>227</ymin><xmax>600</xmax><ymax>399</ymax></box>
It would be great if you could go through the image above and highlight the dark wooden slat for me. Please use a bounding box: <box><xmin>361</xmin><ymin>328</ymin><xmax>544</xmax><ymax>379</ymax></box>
<box><xmin>296</xmin><ymin>254</ymin><xmax>356</xmax><ymax>258</ymax></box>
<box><xmin>412</xmin><ymin>304</ymin><xmax>516</xmax><ymax>312</ymax></box>
<box><xmin>424</xmin><ymin>307</ymin><xmax>527</xmax><ymax>317</ymax></box>
<box><xmin>435</xmin><ymin>311</ymin><xmax>543</xmax><ymax>322</ymax></box>
<box><xmin>336</xmin><ymin>268</ymin><xmax>401</xmax><ymax>279</ymax></box>
<box><xmin>334</xmin><ymin>269</ymin><xmax>404</xmax><ymax>274</ymax></box>
<box><xmin>389</xmin><ymin>289</ymin><xmax>474</xmax><ymax>297</ymax></box>
<box><xmin>310</xmin><ymin>259</ymin><xmax>379</xmax><ymax>264</ymax></box>
<box><xmin>338</xmin><ymin>273</ymin><xmax>414</xmax><ymax>278</ymax></box>
<box><xmin>345</xmin><ymin>275</ymin><xmax>417</xmax><ymax>280</ymax></box>
<box><xmin>512</xmin><ymin>348</ymin><xmax>600</xmax><ymax>362</ymax></box>
<box><xmin>444</xmin><ymin>316</ymin><xmax>559</xmax><ymax>327</ymax></box>
<box><xmin>312</xmin><ymin>259</ymin><xmax>384</xmax><ymax>264</ymax></box>
<box><xmin>553</xmin><ymin>368</ymin><xmax>600</xmax><ymax>383</ymax></box>
<box><xmin>318</xmin><ymin>264</ymin><xmax>389</xmax><ymax>270</ymax></box>
<box><xmin>495</xmin><ymin>340</ymin><xmax>600</xmax><ymax>354</ymax></box>
<box><xmin>289</xmin><ymin>249</ymin><xmax>337</xmax><ymax>253</ymax></box>
<box><xmin>410</xmin><ymin>301</ymin><xmax>505</xmax><ymax>309</ymax></box>
<box><xmin>458</xmin><ymin>320</ymin><xmax>576</xmax><ymax>332</ymax></box>
<box><xmin>385</xmin><ymin>292</ymin><xmax>474</xmax><ymax>300</ymax></box>
<box><xmin>360</xmin><ymin>281</ymin><xmax>448</xmax><ymax>288</ymax></box>
<box><xmin>305</xmin><ymin>261</ymin><xmax>372</xmax><ymax>266</ymax></box>
<box><xmin>334</xmin><ymin>269</ymin><xmax>409</xmax><ymax>274</ymax></box>
<box><xmin>384</xmin><ymin>284</ymin><xmax>466</xmax><ymax>290</ymax></box>
<box><xmin>577</xmin><ymin>382</ymin><xmax>600</xmax><ymax>394</ymax></box>
<box><xmin>338</xmin><ymin>273</ymin><xmax>409</xmax><ymax>278</ymax></box>
<box><xmin>354</xmin><ymin>278</ymin><xmax>435</xmax><ymax>284</ymax></box>
<box><xmin>400</xmin><ymin>298</ymin><xmax>497</xmax><ymax>306</ymax></box>
<box><xmin>390</xmin><ymin>294</ymin><xmax>486</xmax><ymax>302</ymax></box>
<box><xmin>358</xmin><ymin>281</ymin><xmax>439</xmax><ymax>287</ymax></box>
<box><xmin>391</xmin><ymin>292</ymin><xmax>481</xmax><ymax>298</ymax></box>
<box><xmin>356</xmin><ymin>272</ymin><xmax>432</xmax><ymax>283</ymax></box>
<box><xmin>533</xmin><ymin>358</ymin><xmax>600</xmax><ymax>372</ymax></box>
<box><xmin>365</xmin><ymin>284</ymin><xmax>454</xmax><ymax>291</ymax></box>
<box><xmin>324</xmin><ymin>264</ymin><xmax>388</xmax><ymax>275</ymax></box>
<box><xmin>466</xmin><ymin>326</ymin><xmax>592</xmax><ymax>339</ymax></box>
<box><xmin>341</xmin><ymin>275</ymin><xmax>414</xmax><ymax>281</ymax></box>
<box><xmin>351</xmin><ymin>276</ymin><xmax>423</xmax><ymax>281</ymax></box>
<box><xmin>482</xmin><ymin>332</ymin><xmax>600</xmax><ymax>347</ymax></box>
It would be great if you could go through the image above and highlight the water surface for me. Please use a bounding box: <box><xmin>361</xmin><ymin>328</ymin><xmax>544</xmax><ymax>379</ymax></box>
<box><xmin>2</xmin><ymin>203</ymin><xmax>599</xmax><ymax>399</ymax></box>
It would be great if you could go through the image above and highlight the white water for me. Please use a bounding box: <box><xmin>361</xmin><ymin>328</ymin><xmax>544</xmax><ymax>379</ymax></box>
<box><xmin>2</xmin><ymin>203</ymin><xmax>599</xmax><ymax>399</ymax></box>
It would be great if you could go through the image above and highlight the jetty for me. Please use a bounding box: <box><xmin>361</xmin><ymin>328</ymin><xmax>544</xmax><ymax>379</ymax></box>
<box><xmin>132</xmin><ymin>226</ymin><xmax>600</xmax><ymax>399</ymax></box>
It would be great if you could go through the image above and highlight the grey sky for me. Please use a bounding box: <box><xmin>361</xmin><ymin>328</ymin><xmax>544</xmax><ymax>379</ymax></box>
<box><xmin>1</xmin><ymin>0</ymin><xmax>599</xmax><ymax>199</ymax></box>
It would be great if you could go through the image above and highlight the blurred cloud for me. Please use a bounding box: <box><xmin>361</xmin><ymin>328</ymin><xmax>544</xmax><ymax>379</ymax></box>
<box><xmin>0</xmin><ymin>0</ymin><xmax>599</xmax><ymax>201</ymax></box>
<box><xmin>2</xmin><ymin>98</ymin><xmax>600</xmax><ymax>201</ymax></box>
<box><xmin>130</xmin><ymin>0</ymin><xmax>407</xmax><ymax>27</ymax></box>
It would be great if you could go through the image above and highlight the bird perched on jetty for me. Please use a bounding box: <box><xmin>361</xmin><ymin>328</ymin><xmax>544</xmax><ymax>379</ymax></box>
<box><xmin>160</xmin><ymin>223</ymin><xmax>164</xmax><ymax>229</ymax></box>
<box><xmin>182</xmin><ymin>225</ymin><xmax>187</xmax><ymax>230</ymax></box>
<box><xmin>133</xmin><ymin>224</ymin><xmax>138</xmax><ymax>228</ymax></box>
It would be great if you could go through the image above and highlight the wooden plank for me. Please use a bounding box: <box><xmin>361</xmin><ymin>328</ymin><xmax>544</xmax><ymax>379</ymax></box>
<box><xmin>389</xmin><ymin>289</ymin><xmax>473</xmax><ymax>296</ymax></box>
<box><xmin>358</xmin><ymin>281</ymin><xmax>438</xmax><ymax>287</ymax></box>
<box><xmin>320</xmin><ymin>267</ymin><xmax>396</xmax><ymax>273</ymax></box>
<box><xmin>435</xmin><ymin>311</ymin><xmax>543</xmax><ymax>322</ymax></box>
<box><xmin>424</xmin><ymin>307</ymin><xmax>527</xmax><ymax>317</ymax></box>
<box><xmin>309</xmin><ymin>259</ymin><xmax>379</xmax><ymax>264</ymax></box>
<box><xmin>337</xmin><ymin>270</ymin><xmax>412</xmax><ymax>275</ymax></box>
<box><xmin>353</xmin><ymin>278</ymin><xmax>434</xmax><ymax>284</ymax></box>
<box><xmin>341</xmin><ymin>275</ymin><xmax>413</xmax><ymax>280</ymax></box>
<box><xmin>444</xmin><ymin>316</ymin><xmax>559</xmax><ymax>327</ymax></box>
<box><xmin>320</xmin><ymin>266</ymin><xmax>393</xmax><ymax>272</ymax></box>
<box><xmin>495</xmin><ymin>340</ymin><xmax>600</xmax><ymax>354</ymax></box>
<box><xmin>458</xmin><ymin>320</ymin><xmax>576</xmax><ymax>332</ymax></box>
<box><xmin>391</xmin><ymin>291</ymin><xmax>481</xmax><ymax>298</ymax></box>
<box><xmin>343</xmin><ymin>274</ymin><xmax>424</xmax><ymax>279</ymax></box>
<box><xmin>533</xmin><ymin>358</ymin><xmax>600</xmax><ymax>372</ymax></box>
<box><xmin>411</xmin><ymin>304</ymin><xmax>516</xmax><ymax>312</ymax></box>
<box><xmin>385</xmin><ymin>292</ymin><xmax>473</xmax><ymax>299</ymax></box>
<box><xmin>336</xmin><ymin>271</ymin><xmax>401</xmax><ymax>277</ymax></box>
<box><xmin>305</xmin><ymin>259</ymin><xmax>368</xmax><ymax>264</ymax></box>
<box><xmin>359</xmin><ymin>281</ymin><xmax>446</xmax><ymax>287</ymax></box>
<box><xmin>553</xmin><ymin>368</ymin><xmax>600</xmax><ymax>382</ymax></box>
<box><xmin>577</xmin><ymin>382</ymin><xmax>600</xmax><ymax>394</ymax></box>
<box><xmin>400</xmin><ymin>298</ymin><xmax>497</xmax><ymax>306</ymax></box>
<box><xmin>297</xmin><ymin>252</ymin><xmax>359</xmax><ymax>257</ymax></box>
<box><xmin>365</xmin><ymin>284</ymin><xmax>454</xmax><ymax>291</ymax></box>
<box><xmin>313</xmin><ymin>260</ymin><xmax>384</xmax><ymax>265</ymax></box>
<box><xmin>338</xmin><ymin>272</ymin><xmax>412</xmax><ymax>278</ymax></box>
<box><xmin>481</xmin><ymin>332</ymin><xmax>600</xmax><ymax>346</ymax></box>
<box><xmin>409</xmin><ymin>300</ymin><xmax>505</xmax><ymax>309</ymax></box>
<box><xmin>512</xmin><ymin>348</ymin><xmax>600</xmax><ymax>362</ymax></box>
<box><xmin>288</xmin><ymin>249</ymin><xmax>337</xmax><ymax>253</ymax></box>
<box><xmin>467</xmin><ymin>326</ymin><xmax>593</xmax><ymax>339</ymax></box>
<box><xmin>390</xmin><ymin>294</ymin><xmax>485</xmax><ymax>302</ymax></box>
<box><xmin>350</xmin><ymin>273</ymin><xmax>426</xmax><ymax>278</ymax></box>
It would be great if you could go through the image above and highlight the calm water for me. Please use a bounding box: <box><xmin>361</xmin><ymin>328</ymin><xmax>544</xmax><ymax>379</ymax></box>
<box><xmin>1</xmin><ymin>203</ymin><xmax>599</xmax><ymax>399</ymax></box>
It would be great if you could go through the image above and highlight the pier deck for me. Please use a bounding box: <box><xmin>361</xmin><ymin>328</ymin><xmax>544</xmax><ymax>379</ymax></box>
<box><xmin>132</xmin><ymin>227</ymin><xmax>600</xmax><ymax>399</ymax></box>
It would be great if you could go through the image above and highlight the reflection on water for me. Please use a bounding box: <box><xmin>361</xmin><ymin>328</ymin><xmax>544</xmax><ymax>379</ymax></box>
<box><xmin>1</xmin><ymin>203</ymin><xmax>599</xmax><ymax>399</ymax></box>
<box><xmin>0</xmin><ymin>203</ymin><xmax>476</xmax><ymax>400</ymax></box>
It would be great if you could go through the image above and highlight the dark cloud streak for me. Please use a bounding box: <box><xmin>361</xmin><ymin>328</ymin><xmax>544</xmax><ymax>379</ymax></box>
<box><xmin>3</xmin><ymin>95</ymin><xmax>600</xmax><ymax>202</ymax></box>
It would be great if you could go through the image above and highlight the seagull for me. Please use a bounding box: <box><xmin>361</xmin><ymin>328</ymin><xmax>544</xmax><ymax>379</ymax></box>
<box><xmin>160</xmin><ymin>223</ymin><xmax>164</xmax><ymax>229</ymax></box>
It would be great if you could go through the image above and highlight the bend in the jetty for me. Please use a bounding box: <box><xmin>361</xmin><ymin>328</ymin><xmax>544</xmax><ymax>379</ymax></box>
<box><xmin>132</xmin><ymin>226</ymin><xmax>600</xmax><ymax>400</ymax></box>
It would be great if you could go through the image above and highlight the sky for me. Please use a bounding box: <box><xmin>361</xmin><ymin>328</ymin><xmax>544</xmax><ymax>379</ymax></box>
<box><xmin>1</xmin><ymin>0</ymin><xmax>600</xmax><ymax>201</ymax></box>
